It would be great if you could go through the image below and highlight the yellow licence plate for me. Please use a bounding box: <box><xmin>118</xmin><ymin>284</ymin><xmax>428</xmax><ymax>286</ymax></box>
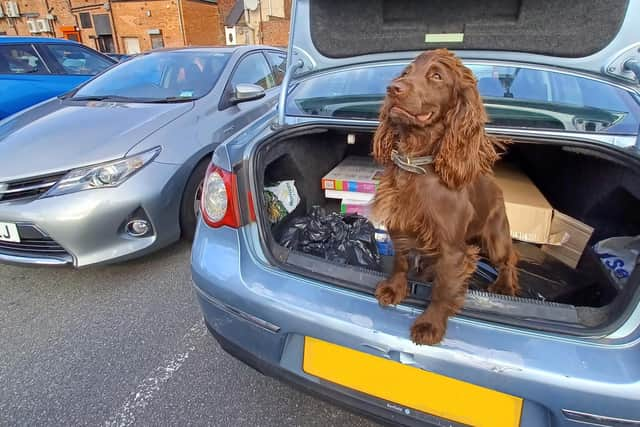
<box><xmin>303</xmin><ymin>337</ymin><xmax>522</xmax><ymax>427</ymax></box>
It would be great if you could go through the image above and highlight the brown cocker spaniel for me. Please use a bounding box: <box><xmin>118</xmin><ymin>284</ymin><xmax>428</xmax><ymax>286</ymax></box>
<box><xmin>371</xmin><ymin>49</ymin><xmax>519</xmax><ymax>345</ymax></box>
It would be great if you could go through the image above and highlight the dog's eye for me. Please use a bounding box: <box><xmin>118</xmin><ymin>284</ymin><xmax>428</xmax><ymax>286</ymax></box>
<box><xmin>431</xmin><ymin>72</ymin><xmax>443</xmax><ymax>81</ymax></box>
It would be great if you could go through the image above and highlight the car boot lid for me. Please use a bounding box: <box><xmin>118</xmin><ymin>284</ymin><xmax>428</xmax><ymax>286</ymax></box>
<box><xmin>288</xmin><ymin>0</ymin><xmax>640</xmax><ymax>85</ymax></box>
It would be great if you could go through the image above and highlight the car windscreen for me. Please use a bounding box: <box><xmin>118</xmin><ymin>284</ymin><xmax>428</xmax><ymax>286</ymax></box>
<box><xmin>72</xmin><ymin>51</ymin><xmax>231</xmax><ymax>102</ymax></box>
<box><xmin>286</xmin><ymin>63</ymin><xmax>640</xmax><ymax>135</ymax></box>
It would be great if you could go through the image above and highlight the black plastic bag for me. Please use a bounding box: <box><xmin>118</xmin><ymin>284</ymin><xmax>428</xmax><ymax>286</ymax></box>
<box><xmin>279</xmin><ymin>206</ymin><xmax>381</xmax><ymax>270</ymax></box>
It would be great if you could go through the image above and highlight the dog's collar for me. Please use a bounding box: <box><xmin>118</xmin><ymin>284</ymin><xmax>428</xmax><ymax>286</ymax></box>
<box><xmin>391</xmin><ymin>149</ymin><xmax>434</xmax><ymax>174</ymax></box>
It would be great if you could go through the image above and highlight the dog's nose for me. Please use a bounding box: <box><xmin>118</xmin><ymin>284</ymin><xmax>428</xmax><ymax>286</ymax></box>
<box><xmin>388</xmin><ymin>81</ymin><xmax>406</xmax><ymax>96</ymax></box>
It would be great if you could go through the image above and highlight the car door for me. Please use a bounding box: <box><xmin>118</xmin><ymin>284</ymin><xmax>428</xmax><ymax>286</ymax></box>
<box><xmin>0</xmin><ymin>43</ymin><xmax>58</xmax><ymax>120</ymax></box>
<box><xmin>0</xmin><ymin>42</ymin><xmax>114</xmax><ymax>120</ymax></box>
<box><xmin>216</xmin><ymin>51</ymin><xmax>282</xmax><ymax>142</ymax></box>
<box><xmin>264</xmin><ymin>50</ymin><xmax>287</xmax><ymax>86</ymax></box>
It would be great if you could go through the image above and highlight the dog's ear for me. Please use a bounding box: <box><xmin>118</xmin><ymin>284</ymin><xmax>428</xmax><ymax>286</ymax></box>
<box><xmin>434</xmin><ymin>62</ymin><xmax>499</xmax><ymax>189</ymax></box>
<box><xmin>372</xmin><ymin>101</ymin><xmax>395</xmax><ymax>165</ymax></box>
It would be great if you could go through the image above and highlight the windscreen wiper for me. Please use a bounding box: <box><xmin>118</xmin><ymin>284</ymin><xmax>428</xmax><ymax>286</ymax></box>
<box><xmin>70</xmin><ymin>95</ymin><xmax>138</xmax><ymax>102</ymax></box>
<box><xmin>145</xmin><ymin>96</ymin><xmax>195</xmax><ymax>103</ymax></box>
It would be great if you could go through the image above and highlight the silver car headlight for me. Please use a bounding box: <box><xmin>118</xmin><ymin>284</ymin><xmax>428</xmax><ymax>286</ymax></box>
<box><xmin>44</xmin><ymin>147</ymin><xmax>161</xmax><ymax>198</ymax></box>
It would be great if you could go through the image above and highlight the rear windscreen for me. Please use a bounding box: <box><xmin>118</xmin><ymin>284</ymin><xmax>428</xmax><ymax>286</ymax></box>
<box><xmin>310</xmin><ymin>0</ymin><xmax>629</xmax><ymax>58</ymax></box>
<box><xmin>287</xmin><ymin>63</ymin><xmax>640</xmax><ymax>135</ymax></box>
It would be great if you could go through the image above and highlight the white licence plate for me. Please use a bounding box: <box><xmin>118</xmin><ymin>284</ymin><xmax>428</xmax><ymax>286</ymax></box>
<box><xmin>0</xmin><ymin>222</ymin><xmax>20</xmax><ymax>243</ymax></box>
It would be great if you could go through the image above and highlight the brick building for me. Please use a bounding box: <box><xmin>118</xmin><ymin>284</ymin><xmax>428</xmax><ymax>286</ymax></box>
<box><xmin>1</xmin><ymin>0</ymin><xmax>288</xmax><ymax>53</ymax></box>
<box><xmin>0</xmin><ymin>0</ymin><xmax>77</xmax><ymax>38</ymax></box>
<box><xmin>66</xmin><ymin>0</ymin><xmax>119</xmax><ymax>52</ymax></box>
<box><xmin>218</xmin><ymin>0</ymin><xmax>290</xmax><ymax>47</ymax></box>
<box><xmin>110</xmin><ymin>0</ymin><xmax>225</xmax><ymax>54</ymax></box>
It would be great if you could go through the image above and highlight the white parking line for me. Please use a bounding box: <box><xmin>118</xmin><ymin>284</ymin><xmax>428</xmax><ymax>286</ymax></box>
<box><xmin>105</xmin><ymin>320</ymin><xmax>208</xmax><ymax>427</ymax></box>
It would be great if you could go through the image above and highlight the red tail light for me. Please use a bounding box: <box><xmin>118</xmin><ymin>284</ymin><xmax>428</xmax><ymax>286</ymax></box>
<box><xmin>201</xmin><ymin>164</ymin><xmax>241</xmax><ymax>228</ymax></box>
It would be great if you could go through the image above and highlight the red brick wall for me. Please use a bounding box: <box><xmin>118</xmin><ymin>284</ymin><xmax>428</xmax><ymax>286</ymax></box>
<box><xmin>0</xmin><ymin>0</ymin><xmax>283</xmax><ymax>50</ymax></box>
<box><xmin>181</xmin><ymin>0</ymin><xmax>224</xmax><ymax>46</ymax></box>
<box><xmin>110</xmin><ymin>0</ymin><xmax>223</xmax><ymax>52</ymax></box>
<box><xmin>49</xmin><ymin>0</ymin><xmax>78</xmax><ymax>34</ymax></box>
<box><xmin>68</xmin><ymin>1</ymin><xmax>118</xmax><ymax>51</ymax></box>
<box><xmin>261</xmin><ymin>16</ymin><xmax>288</xmax><ymax>47</ymax></box>
<box><xmin>216</xmin><ymin>0</ymin><xmax>290</xmax><ymax>47</ymax></box>
<box><xmin>69</xmin><ymin>0</ymin><xmax>106</xmax><ymax>11</ymax></box>
<box><xmin>216</xmin><ymin>0</ymin><xmax>234</xmax><ymax>19</ymax></box>
<box><xmin>74</xmin><ymin>9</ymin><xmax>100</xmax><ymax>50</ymax></box>
<box><xmin>0</xmin><ymin>0</ymin><xmax>76</xmax><ymax>38</ymax></box>
<box><xmin>111</xmin><ymin>0</ymin><xmax>183</xmax><ymax>51</ymax></box>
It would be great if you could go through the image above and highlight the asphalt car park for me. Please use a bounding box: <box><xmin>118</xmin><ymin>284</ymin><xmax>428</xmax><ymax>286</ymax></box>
<box><xmin>0</xmin><ymin>242</ymin><xmax>377</xmax><ymax>426</ymax></box>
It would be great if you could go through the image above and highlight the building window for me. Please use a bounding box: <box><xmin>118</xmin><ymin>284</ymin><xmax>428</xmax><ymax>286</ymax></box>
<box><xmin>123</xmin><ymin>37</ymin><xmax>141</xmax><ymax>55</ymax></box>
<box><xmin>79</xmin><ymin>13</ymin><xmax>92</xmax><ymax>29</ymax></box>
<box><xmin>96</xmin><ymin>35</ymin><xmax>115</xmax><ymax>53</ymax></box>
<box><xmin>93</xmin><ymin>14</ymin><xmax>113</xmax><ymax>36</ymax></box>
<box><xmin>150</xmin><ymin>34</ymin><xmax>164</xmax><ymax>50</ymax></box>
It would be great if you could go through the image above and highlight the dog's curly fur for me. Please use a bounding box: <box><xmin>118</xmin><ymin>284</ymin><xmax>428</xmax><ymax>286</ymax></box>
<box><xmin>372</xmin><ymin>49</ymin><xmax>519</xmax><ymax>345</ymax></box>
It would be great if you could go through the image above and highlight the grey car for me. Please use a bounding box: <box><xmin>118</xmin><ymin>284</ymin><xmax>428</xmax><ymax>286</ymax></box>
<box><xmin>0</xmin><ymin>45</ymin><xmax>286</xmax><ymax>267</ymax></box>
<box><xmin>192</xmin><ymin>0</ymin><xmax>640</xmax><ymax>426</ymax></box>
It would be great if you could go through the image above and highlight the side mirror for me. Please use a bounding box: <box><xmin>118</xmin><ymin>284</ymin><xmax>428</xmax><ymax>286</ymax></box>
<box><xmin>231</xmin><ymin>83</ymin><xmax>265</xmax><ymax>104</ymax></box>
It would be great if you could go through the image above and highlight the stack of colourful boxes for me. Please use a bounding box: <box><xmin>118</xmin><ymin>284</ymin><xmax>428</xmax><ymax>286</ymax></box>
<box><xmin>321</xmin><ymin>156</ymin><xmax>393</xmax><ymax>255</ymax></box>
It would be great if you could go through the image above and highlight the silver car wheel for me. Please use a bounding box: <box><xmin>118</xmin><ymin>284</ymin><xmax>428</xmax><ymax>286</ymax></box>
<box><xmin>194</xmin><ymin>180</ymin><xmax>203</xmax><ymax>218</ymax></box>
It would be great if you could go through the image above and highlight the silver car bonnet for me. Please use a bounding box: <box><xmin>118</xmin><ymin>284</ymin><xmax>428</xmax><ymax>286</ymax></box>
<box><xmin>0</xmin><ymin>98</ymin><xmax>193</xmax><ymax>182</ymax></box>
<box><xmin>288</xmin><ymin>0</ymin><xmax>640</xmax><ymax>84</ymax></box>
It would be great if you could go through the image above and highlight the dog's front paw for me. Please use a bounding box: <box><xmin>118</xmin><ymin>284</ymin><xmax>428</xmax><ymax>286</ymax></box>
<box><xmin>410</xmin><ymin>320</ymin><xmax>445</xmax><ymax>345</ymax></box>
<box><xmin>375</xmin><ymin>279</ymin><xmax>407</xmax><ymax>306</ymax></box>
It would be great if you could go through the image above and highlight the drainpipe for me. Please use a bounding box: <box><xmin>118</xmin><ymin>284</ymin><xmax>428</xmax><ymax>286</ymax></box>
<box><xmin>9</xmin><ymin>18</ymin><xmax>18</xmax><ymax>35</ymax></box>
<box><xmin>243</xmin><ymin>7</ymin><xmax>258</xmax><ymax>44</ymax></box>
<box><xmin>107</xmin><ymin>0</ymin><xmax>120</xmax><ymax>53</ymax></box>
<box><xmin>258</xmin><ymin>0</ymin><xmax>264</xmax><ymax>44</ymax></box>
<box><xmin>177</xmin><ymin>0</ymin><xmax>187</xmax><ymax>45</ymax></box>
<box><xmin>42</xmin><ymin>0</ymin><xmax>53</xmax><ymax>36</ymax></box>
<box><xmin>67</xmin><ymin>0</ymin><xmax>79</xmax><ymax>30</ymax></box>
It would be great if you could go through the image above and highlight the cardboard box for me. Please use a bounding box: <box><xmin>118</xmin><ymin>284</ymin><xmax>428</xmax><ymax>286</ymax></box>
<box><xmin>542</xmin><ymin>211</ymin><xmax>594</xmax><ymax>268</ymax></box>
<box><xmin>325</xmin><ymin>189</ymin><xmax>374</xmax><ymax>202</ymax></box>
<box><xmin>494</xmin><ymin>163</ymin><xmax>556</xmax><ymax>245</ymax></box>
<box><xmin>494</xmin><ymin>162</ymin><xmax>595</xmax><ymax>267</ymax></box>
<box><xmin>340</xmin><ymin>199</ymin><xmax>372</xmax><ymax>216</ymax></box>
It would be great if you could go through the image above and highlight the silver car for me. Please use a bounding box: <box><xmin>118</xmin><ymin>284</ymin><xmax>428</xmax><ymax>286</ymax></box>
<box><xmin>0</xmin><ymin>45</ymin><xmax>286</xmax><ymax>267</ymax></box>
<box><xmin>192</xmin><ymin>0</ymin><xmax>640</xmax><ymax>426</ymax></box>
